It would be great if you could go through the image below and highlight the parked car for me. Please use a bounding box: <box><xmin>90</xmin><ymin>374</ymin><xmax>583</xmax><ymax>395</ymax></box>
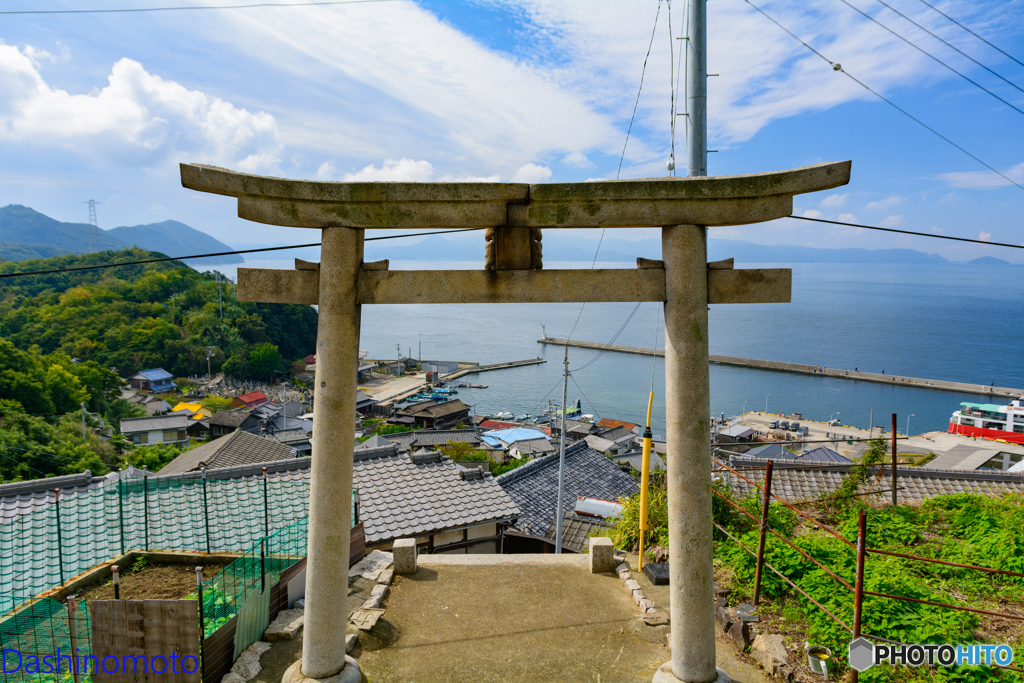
<box><xmin>780</xmin><ymin>421</ymin><xmax>790</xmax><ymax>430</ymax></box>
<box><xmin>791</xmin><ymin>422</ymin><xmax>801</xmax><ymax>431</ymax></box>
<box><xmin>768</xmin><ymin>419</ymin><xmax>779</xmax><ymax>429</ymax></box>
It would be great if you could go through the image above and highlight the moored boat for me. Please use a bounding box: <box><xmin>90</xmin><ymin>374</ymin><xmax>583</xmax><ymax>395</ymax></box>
<box><xmin>948</xmin><ymin>396</ymin><xmax>1024</xmax><ymax>444</ymax></box>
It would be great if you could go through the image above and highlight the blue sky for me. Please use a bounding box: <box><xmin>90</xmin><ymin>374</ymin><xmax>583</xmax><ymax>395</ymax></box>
<box><xmin>1</xmin><ymin>0</ymin><xmax>1022</xmax><ymax>261</ymax></box>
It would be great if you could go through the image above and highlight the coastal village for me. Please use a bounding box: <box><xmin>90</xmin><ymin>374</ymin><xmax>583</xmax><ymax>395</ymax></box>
<box><xmin>1</xmin><ymin>1</ymin><xmax>1023</xmax><ymax>683</ymax></box>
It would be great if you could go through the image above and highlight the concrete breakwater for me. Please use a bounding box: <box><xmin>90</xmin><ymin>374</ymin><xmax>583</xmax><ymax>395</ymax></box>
<box><xmin>538</xmin><ymin>338</ymin><xmax>1022</xmax><ymax>398</ymax></box>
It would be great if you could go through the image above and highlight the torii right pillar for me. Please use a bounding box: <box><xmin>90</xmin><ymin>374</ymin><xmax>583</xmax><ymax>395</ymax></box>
<box><xmin>659</xmin><ymin>223</ymin><xmax>719</xmax><ymax>683</ymax></box>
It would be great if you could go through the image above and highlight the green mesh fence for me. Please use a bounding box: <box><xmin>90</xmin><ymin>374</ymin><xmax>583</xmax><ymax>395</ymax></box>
<box><xmin>0</xmin><ymin>598</ymin><xmax>91</xmax><ymax>683</ymax></box>
<box><xmin>0</xmin><ymin>473</ymin><xmax>312</xmax><ymax>615</ymax></box>
<box><xmin>198</xmin><ymin>516</ymin><xmax>309</xmax><ymax>638</ymax></box>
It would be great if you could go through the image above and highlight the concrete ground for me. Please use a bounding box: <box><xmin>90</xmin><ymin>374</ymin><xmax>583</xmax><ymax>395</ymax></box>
<box><xmin>253</xmin><ymin>557</ymin><xmax>769</xmax><ymax>683</ymax></box>
<box><xmin>359</xmin><ymin>563</ymin><xmax>664</xmax><ymax>683</ymax></box>
<box><xmin>357</xmin><ymin>374</ymin><xmax>426</xmax><ymax>403</ymax></box>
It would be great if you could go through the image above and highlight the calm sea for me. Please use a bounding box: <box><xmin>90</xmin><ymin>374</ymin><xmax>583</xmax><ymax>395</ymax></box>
<box><xmin>222</xmin><ymin>260</ymin><xmax>1024</xmax><ymax>436</ymax></box>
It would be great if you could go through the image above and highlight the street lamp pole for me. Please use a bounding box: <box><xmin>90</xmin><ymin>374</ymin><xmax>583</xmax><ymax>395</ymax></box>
<box><xmin>906</xmin><ymin>414</ymin><xmax>915</xmax><ymax>436</ymax></box>
<box><xmin>765</xmin><ymin>394</ymin><xmax>770</xmax><ymax>414</ymax></box>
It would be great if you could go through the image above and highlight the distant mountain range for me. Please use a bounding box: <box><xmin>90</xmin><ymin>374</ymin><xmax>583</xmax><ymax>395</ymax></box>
<box><xmin>239</xmin><ymin>233</ymin><xmax>1014</xmax><ymax>265</ymax></box>
<box><xmin>0</xmin><ymin>205</ymin><xmax>242</xmax><ymax>265</ymax></box>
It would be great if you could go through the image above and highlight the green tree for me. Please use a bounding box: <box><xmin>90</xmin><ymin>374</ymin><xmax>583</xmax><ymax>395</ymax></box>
<box><xmin>248</xmin><ymin>342</ymin><xmax>283</xmax><ymax>381</ymax></box>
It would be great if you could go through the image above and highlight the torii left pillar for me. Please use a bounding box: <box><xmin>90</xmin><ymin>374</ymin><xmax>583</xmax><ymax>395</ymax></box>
<box><xmin>301</xmin><ymin>227</ymin><xmax>363</xmax><ymax>680</ymax></box>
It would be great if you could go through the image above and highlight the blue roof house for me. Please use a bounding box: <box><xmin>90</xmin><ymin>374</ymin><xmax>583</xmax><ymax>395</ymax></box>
<box><xmin>128</xmin><ymin>368</ymin><xmax>176</xmax><ymax>393</ymax></box>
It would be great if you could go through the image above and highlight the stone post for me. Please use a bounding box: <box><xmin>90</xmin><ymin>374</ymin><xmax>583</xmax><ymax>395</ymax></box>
<box><xmin>659</xmin><ymin>224</ymin><xmax>721</xmax><ymax>683</ymax></box>
<box><xmin>301</xmin><ymin>227</ymin><xmax>363</xmax><ymax>680</ymax></box>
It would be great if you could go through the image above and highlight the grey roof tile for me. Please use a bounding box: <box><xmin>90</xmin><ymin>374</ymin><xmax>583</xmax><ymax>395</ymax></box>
<box><xmin>353</xmin><ymin>448</ymin><xmax>519</xmax><ymax>545</ymax></box>
<box><xmin>119</xmin><ymin>414</ymin><xmax>190</xmax><ymax>433</ymax></box>
<box><xmin>496</xmin><ymin>441</ymin><xmax>637</xmax><ymax>537</ymax></box>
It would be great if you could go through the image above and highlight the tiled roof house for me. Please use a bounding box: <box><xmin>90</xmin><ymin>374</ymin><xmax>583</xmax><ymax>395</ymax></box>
<box><xmin>497</xmin><ymin>441</ymin><xmax>637</xmax><ymax>538</ymax></box>
<box><xmin>354</xmin><ymin>444</ymin><xmax>520</xmax><ymax>553</ymax></box>
<box><xmin>158</xmin><ymin>429</ymin><xmax>296</xmax><ymax>474</ymax></box>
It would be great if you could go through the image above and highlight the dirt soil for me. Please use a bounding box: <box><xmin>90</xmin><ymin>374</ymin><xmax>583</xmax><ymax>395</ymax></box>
<box><xmin>75</xmin><ymin>561</ymin><xmax>227</xmax><ymax>603</ymax></box>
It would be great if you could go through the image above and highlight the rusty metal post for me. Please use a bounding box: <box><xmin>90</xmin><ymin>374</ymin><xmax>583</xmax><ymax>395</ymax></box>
<box><xmin>891</xmin><ymin>413</ymin><xmax>898</xmax><ymax>507</ymax></box>
<box><xmin>752</xmin><ymin>459</ymin><xmax>775</xmax><ymax>606</ymax></box>
<box><xmin>67</xmin><ymin>595</ymin><xmax>82</xmax><ymax>683</ymax></box>
<box><xmin>851</xmin><ymin>509</ymin><xmax>867</xmax><ymax>683</ymax></box>
<box><xmin>112</xmin><ymin>565</ymin><xmax>120</xmax><ymax>600</ymax></box>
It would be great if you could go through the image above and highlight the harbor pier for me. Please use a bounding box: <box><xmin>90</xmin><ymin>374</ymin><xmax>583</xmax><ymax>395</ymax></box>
<box><xmin>539</xmin><ymin>337</ymin><xmax>1022</xmax><ymax>398</ymax></box>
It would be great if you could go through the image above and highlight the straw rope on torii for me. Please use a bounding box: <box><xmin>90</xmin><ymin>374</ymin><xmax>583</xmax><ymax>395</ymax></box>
<box><xmin>180</xmin><ymin>159</ymin><xmax>851</xmax><ymax>683</ymax></box>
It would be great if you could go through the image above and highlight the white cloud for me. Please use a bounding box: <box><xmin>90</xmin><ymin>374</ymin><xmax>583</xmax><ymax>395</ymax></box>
<box><xmin>316</xmin><ymin>160</ymin><xmax>337</xmax><ymax>179</ymax></box>
<box><xmin>563</xmin><ymin>151</ymin><xmax>593</xmax><ymax>168</ymax></box>
<box><xmin>319</xmin><ymin>157</ymin><xmax>501</xmax><ymax>182</ymax></box>
<box><xmin>511</xmin><ymin>163</ymin><xmax>553</xmax><ymax>183</ymax></box>
<box><xmin>864</xmin><ymin>196</ymin><xmax>905</xmax><ymax>210</ymax></box>
<box><xmin>879</xmin><ymin>215</ymin><xmax>905</xmax><ymax>227</ymax></box>
<box><xmin>342</xmin><ymin>158</ymin><xmax>434</xmax><ymax>181</ymax></box>
<box><xmin>820</xmin><ymin>193</ymin><xmax>848</xmax><ymax>208</ymax></box>
<box><xmin>939</xmin><ymin>162</ymin><xmax>1024</xmax><ymax>189</ymax></box>
<box><xmin>0</xmin><ymin>45</ymin><xmax>280</xmax><ymax>170</ymax></box>
<box><xmin>801</xmin><ymin>209</ymin><xmax>824</xmax><ymax>219</ymax></box>
<box><xmin>979</xmin><ymin>231</ymin><xmax>992</xmax><ymax>242</ymax></box>
<box><xmin>838</xmin><ymin>213</ymin><xmax>857</xmax><ymax>223</ymax></box>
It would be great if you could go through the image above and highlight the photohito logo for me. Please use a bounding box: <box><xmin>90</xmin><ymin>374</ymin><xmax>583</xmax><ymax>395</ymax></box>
<box><xmin>848</xmin><ymin>637</ymin><xmax>1014</xmax><ymax>671</ymax></box>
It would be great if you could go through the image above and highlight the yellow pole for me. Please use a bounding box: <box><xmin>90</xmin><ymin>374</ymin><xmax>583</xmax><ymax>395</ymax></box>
<box><xmin>638</xmin><ymin>391</ymin><xmax>654</xmax><ymax>570</ymax></box>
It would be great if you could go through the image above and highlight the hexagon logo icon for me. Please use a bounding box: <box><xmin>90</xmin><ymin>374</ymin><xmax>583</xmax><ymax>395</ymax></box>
<box><xmin>848</xmin><ymin>637</ymin><xmax>876</xmax><ymax>672</ymax></box>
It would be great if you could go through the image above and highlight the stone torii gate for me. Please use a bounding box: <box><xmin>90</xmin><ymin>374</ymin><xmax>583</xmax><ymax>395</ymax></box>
<box><xmin>181</xmin><ymin>160</ymin><xmax>850</xmax><ymax>683</ymax></box>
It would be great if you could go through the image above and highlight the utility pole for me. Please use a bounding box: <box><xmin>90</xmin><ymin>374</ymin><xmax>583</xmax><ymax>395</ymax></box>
<box><xmin>868</xmin><ymin>407</ymin><xmax>874</xmax><ymax>438</ymax></box>
<box><xmin>554</xmin><ymin>346</ymin><xmax>570</xmax><ymax>554</ymax></box>
<box><xmin>80</xmin><ymin>402</ymin><xmax>87</xmax><ymax>442</ymax></box>
<box><xmin>418</xmin><ymin>334</ymin><xmax>421</xmax><ymax>363</ymax></box>
<box><xmin>686</xmin><ymin>0</ymin><xmax>707</xmax><ymax>178</ymax></box>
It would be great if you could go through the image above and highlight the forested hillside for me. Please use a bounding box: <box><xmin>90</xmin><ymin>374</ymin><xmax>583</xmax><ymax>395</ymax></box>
<box><xmin>0</xmin><ymin>249</ymin><xmax>317</xmax><ymax>380</ymax></box>
<box><xmin>0</xmin><ymin>249</ymin><xmax>318</xmax><ymax>482</ymax></box>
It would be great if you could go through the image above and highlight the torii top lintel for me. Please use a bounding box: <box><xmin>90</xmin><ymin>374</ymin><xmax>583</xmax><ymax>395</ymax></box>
<box><xmin>179</xmin><ymin>160</ymin><xmax>851</xmax><ymax>229</ymax></box>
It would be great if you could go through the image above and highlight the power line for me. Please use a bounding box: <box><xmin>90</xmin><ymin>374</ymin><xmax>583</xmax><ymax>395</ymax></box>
<box><xmin>0</xmin><ymin>0</ymin><xmax>395</xmax><ymax>15</ymax></box>
<box><xmin>869</xmin><ymin>0</ymin><xmax>1024</xmax><ymax>95</ymax></box>
<box><xmin>835</xmin><ymin>0</ymin><xmax>1024</xmax><ymax>116</ymax></box>
<box><xmin>616</xmin><ymin>0</ymin><xmax>664</xmax><ymax>179</ymax></box>
<box><xmin>0</xmin><ymin>228</ymin><xmax>483</xmax><ymax>279</ymax></box>
<box><xmin>740</xmin><ymin>0</ymin><xmax>1024</xmax><ymax>193</ymax></box>
<box><xmin>915</xmin><ymin>0</ymin><xmax>1024</xmax><ymax>71</ymax></box>
<box><xmin>569</xmin><ymin>0</ymin><xmax>664</xmax><ymax>348</ymax></box>
<box><xmin>572</xmin><ymin>302</ymin><xmax>643</xmax><ymax>373</ymax></box>
<box><xmin>789</xmin><ymin>215</ymin><xmax>1024</xmax><ymax>250</ymax></box>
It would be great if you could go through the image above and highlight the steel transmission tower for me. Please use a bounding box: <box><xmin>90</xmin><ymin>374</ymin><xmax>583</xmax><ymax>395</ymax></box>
<box><xmin>85</xmin><ymin>199</ymin><xmax>100</xmax><ymax>252</ymax></box>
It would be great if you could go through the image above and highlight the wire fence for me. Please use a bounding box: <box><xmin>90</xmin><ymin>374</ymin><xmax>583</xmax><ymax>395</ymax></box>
<box><xmin>712</xmin><ymin>456</ymin><xmax>1024</xmax><ymax>678</ymax></box>
<box><xmin>197</xmin><ymin>516</ymin><xmax>309</xmax><ymax>638</ymax></box>
<box><xmin>0</xmin><ymin>471</ymin><xmax>311</xmax><ymax>615</ymax></box>
<box><xmin>0</xmin><ymin>597</ymin><xmax>90</xmax><ymax>683</ymax></box>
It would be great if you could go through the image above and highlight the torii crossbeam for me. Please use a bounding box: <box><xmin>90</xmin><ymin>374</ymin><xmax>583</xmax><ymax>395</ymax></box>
<box><xmin>181</xmin><ymin>160</ymin><xmax>850</xmax><ymax>683</ymax></box>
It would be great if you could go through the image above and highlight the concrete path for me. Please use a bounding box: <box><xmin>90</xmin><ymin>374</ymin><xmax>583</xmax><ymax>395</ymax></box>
<box><xmin>360</xmin><ymin>564</ymin><xmax>666</xmax><ymax>683</ymax></box>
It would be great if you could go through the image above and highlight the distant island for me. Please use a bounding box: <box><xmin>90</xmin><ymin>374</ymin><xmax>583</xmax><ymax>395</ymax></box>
<box><xmin>0</xmin><ymin>205</ymin><xmax>243</xmax><ymax>265</ymax></box>
<box><xmin>237</xmin><ymin>232</ymin><xmax>1019</xmax><ymax>265</ymax></box>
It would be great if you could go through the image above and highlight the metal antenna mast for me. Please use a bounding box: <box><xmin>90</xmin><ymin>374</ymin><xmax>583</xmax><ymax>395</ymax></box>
<box><xmin>686</xmin><ymin>0</ymin><xmax>707</xmax><ymax>177</ymax></box>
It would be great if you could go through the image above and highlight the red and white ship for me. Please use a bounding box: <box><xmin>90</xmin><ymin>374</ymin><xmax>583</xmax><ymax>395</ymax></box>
<box><xmin>948</xmin><ymin>397</ymin><xmax>1024</xmax><ymax>444</ymax></box>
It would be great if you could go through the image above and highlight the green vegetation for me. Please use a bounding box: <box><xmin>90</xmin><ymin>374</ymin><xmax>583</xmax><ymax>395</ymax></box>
<box><xmin>0</xmin><ymin>249</ymin><xmax>315</xmax><ymax>481</ymax></box>
<box><xmin>608</xmin><ymin>442</ymin><xmax>1024</xmax><ymax>681</ymax></box>
<box><xmin>0</xmin><ymin>248</ymin><xmax>317</xmax><ymax>379</ymax></box>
